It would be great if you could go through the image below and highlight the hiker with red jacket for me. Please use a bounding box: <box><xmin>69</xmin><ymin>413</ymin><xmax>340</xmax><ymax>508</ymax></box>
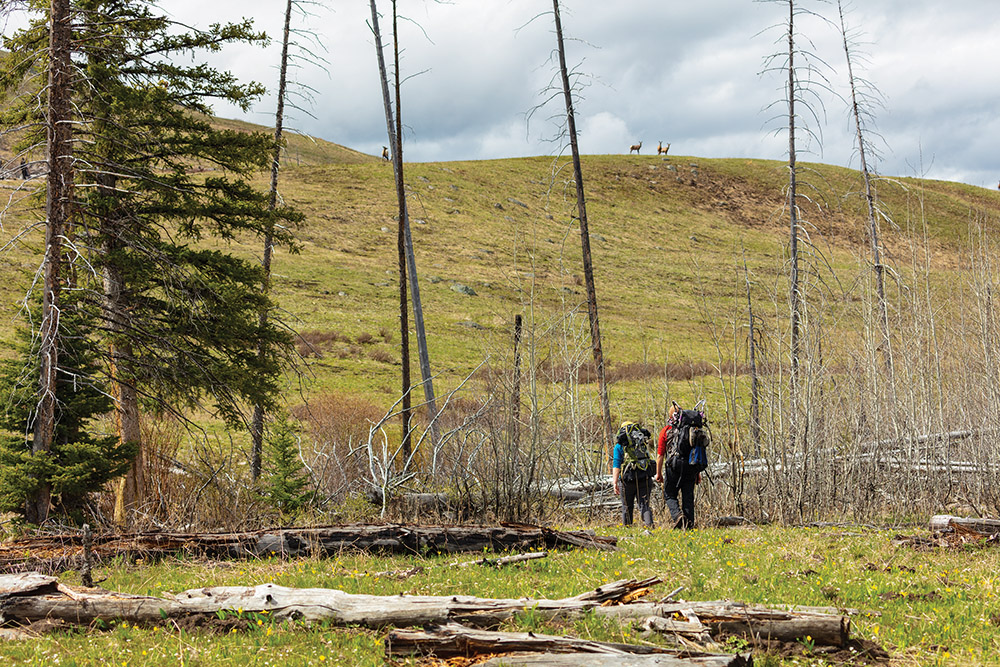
<box><xmin>655</xmin><ymin>402</ymin><xmax>701</xmax><ymax>529</ymax></box>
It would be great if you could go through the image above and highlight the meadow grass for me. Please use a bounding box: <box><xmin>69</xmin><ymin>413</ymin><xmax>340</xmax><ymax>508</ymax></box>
<box><xmin>2</xmin><ymin>523</ymin><xmax>998</xmax><ymax>666</ymax></box>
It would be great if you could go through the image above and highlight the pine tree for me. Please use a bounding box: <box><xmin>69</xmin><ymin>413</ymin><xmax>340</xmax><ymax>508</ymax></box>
<box><xmin>0</xmin><ymin>0</ymin><xmax>301</xmax><ymax>522</ymax></box>
<box><xmin>0</xmin><ymin>294</ymin><xmax>133</xmax><ymax>518</ymax></box>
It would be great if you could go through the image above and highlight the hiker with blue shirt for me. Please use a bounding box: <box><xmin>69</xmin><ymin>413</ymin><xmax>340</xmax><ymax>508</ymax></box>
<box><xmin>610</xmin><ymin>421</ymin><xmax>655</xmax><ymax>527</ymax></box>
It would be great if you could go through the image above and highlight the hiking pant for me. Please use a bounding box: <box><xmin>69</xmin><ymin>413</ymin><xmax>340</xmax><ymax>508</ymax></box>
<box><xmin>621</xmin><ymin>474</ymin><xmax>654</xmax><ymax>527</ymax></box>
<box><xmin>664</xmin><ymin>468</ymin><xmax>698</xmax><ymax>529</ymax></box>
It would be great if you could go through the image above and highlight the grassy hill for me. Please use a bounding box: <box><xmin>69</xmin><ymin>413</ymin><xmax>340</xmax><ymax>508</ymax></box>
<box><xmin>3</xmin><ymin>119</ymin><xmax>1000</xmax><ymax>423</ymax></box>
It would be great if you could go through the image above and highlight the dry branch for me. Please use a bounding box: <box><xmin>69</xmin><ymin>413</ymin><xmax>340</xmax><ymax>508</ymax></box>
<box><xmin>0</xmin><ymin>523</ymin><xmax>614</xmax><ymax>573</ymax></box>
<box><xmin>385</xmin><ymin>622</ymin><xmax>751</xmax><ymax>666</ymax></box>
<box><xmin>456</xmin><ymin>551</ymin><xmax>548</xmax><ymax>568</ymax></box>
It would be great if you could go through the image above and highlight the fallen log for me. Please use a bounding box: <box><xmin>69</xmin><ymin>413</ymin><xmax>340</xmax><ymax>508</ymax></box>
<box><xmin>591</xmin><ymin>600</ymin><xmax>848</xmax><ymax>648</ymax></box>
<box><xmin>478</xmin><ymin>656</ymin><xmax>750</xmax><ymax>667</ymax></box>
<box><xmin>929</xmin><ymin>515</ymin><xmax>1000</xmax><ymax>535</ymax></box>
<box><xmin>0</xmin><ymin>574</ymin><xmax>658</xmax><ymax>628</ymax></box>
<box><xmin>386</xmin><ymin>622</ymin><xmax>751</xmax><ymax>666</ymax></box>
<box><xmin>0</xmin><ymin>523</ymin><xmax>615</xmax><ymax>573</ymax></box>
<box><xmin>386</xmin><ymin>621</ymin><xmax>666</xmax><ymax>657</ymax></box>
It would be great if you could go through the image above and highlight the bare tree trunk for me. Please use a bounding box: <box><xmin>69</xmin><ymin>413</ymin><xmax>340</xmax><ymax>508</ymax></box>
<box><xmin>550</xmin><ymin>0</ymin><xmax>613</xmax><ymax>466</ymax></box>
<box><xmin>513</xmin><ymin>314</ymin><xmax>523</xmax><ymax>448</ymax></box>
<box><xmin>29</xmin><ymin>0</ymin><xmax>74</xmax><ymax>524</ymax></box>
<box><xmin>743</xmin><ymin>251</ymin><xmax>761</xmax><ymax>455</ymax></box>
<box><xmin>393</xmin><ymin>0</ymin><xmax>412</xmax><ymax>459</ymax></box>
<box><xmin>369</xmin><ymin>0</ymin><xmax>439</xmax><ymax>449</ymax></box>
<box><xmin>250</xmin><ymin>0</ymin><xmax>294</xmax><ymax>482</ymax></box>
<box><xmin>836</xmin><ymin>0</ymin><xmax>892</xmax><ymax>378</ymax></box>
<box><xmin>786</xmin><ymin>0</ymin><xmax>801</xmax><ymax>381</ymax></box>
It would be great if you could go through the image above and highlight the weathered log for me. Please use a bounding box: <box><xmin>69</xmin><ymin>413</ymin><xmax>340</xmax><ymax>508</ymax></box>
<box><xmin>478</xmin><ymin>653</ymin><xmax>752</xmax><ymax>666</ymax></box>
<box><xmin>386</xmin><ymin>622</ymin><xmax>750</xmax><ymax>666</ymax></box>
<box><xmin>929</xmin><ymin>515</ymin><xmax>1000</xmax><ymax>535</ymax></box>
<box><xmin>591</xmin><ymin>600</ymin><xmax>848</xmax><ymax>647</ymax></box>
<box><xmin>386</xmin><ymin>621</ymin><xmax>665</xmax><ymax>656</ymax></box>
<box><xmin>0</xmin><ymin>575</ymin><xmax>658</xmax><ymax>628</ymax></box>
<box><xmin>0</xmin><ymin>523</ymin><xmax>615</xmax><ymax>573</ymax></box>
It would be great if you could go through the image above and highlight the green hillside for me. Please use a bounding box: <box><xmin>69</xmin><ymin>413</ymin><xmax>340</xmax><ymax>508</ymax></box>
<box><xmin>3</xmin><ymin>121</ymin><xmax>1000</xmax><ymax>422</ymax></box>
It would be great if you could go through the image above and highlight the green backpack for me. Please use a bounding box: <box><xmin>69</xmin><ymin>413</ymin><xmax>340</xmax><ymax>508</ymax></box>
<box><xmin>618</xmin><ymin>422</ymin><xmax>653</xmax><ymax>482</ymax></box>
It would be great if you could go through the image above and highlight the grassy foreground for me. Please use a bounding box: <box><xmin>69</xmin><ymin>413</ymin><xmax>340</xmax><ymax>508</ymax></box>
<box><xmin>1</xmin><ymin>523</ymin><xmax>997</xmax><ymax>666</ymax></box>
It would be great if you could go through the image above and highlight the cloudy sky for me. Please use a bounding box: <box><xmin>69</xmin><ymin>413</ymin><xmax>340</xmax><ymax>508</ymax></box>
<box><xmin>21</xmin><ymin>1</ymin><xmax>1000</xmax><ymax>187</ymax></box>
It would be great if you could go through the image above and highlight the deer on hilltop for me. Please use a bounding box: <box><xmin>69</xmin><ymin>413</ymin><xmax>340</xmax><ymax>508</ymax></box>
<box><xmin>629</xmin><ymin>141</ymin><xmax>642</xmax><ymax>154</ymax></box>
<box><xmin>657</xmin><ymin>141</ymin><xmax>670</xmax><ymax>155</ymax></box>
<box><xmin>382</xmin><ymin>146</ymin><xmax>390</xmax><ymax>161</ymax></box>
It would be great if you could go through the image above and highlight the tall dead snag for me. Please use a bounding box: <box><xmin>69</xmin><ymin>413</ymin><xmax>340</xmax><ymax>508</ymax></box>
<box><xmin>836</xmin><ymin>0</ymin><xmax>892</xmax><ymax>378</ymax></box>
<box><xmin>784</xmin><ymin>0</ymin><xmax>802</xmax><ymax>383</ymax></box>
<box><xmin>29</xmin><ymin>0</ymin><xmax>74</xmax><ymax>525</ymax></box>
<box><xmin>368</xmin><ymin>0</ymin><xmax>439</xmax><ymax>450</ymax></box>
<box><xmin>391</xmin><ymin>0</ymin><xmax>412</xmax><ymax>459</ymax></box>
<box><xmin>250</xmin><ymin>0</ymin><xmax>294</xmax><ymax>482</ymax></box>
<box><xmin>550</xmin><ymin>0</ymin><xmax>613</xmax><ymax>464</ymax></box>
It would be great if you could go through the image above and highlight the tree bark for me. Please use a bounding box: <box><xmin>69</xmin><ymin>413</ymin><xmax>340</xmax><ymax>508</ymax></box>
<box><xmin>550</xmin><ymin>0</ymin><xmax>613</xmax><ymax>466</ymax></box>
<box><xmin>29</xmin><ymin>0</ymin><xmax>75</xmax><ymax>525</ymax></box>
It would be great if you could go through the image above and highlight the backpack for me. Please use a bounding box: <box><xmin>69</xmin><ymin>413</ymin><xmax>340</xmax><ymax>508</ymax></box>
<box><xmin>668</xmin><ymin>408</ymin><xmax>710</xmax><ymax>474</ymax></box>
<box><xmin>617</xmin><ymin>422</ymin><xmax>653</xmax><ymax>482</ymax></box>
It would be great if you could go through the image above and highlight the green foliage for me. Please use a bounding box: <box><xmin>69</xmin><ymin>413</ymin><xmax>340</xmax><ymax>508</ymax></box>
<box><xmin>262</xmin><ymin>418</ymin><xmax>313</xmax><ymax>518</ymax></box>
<box><xmin>0</xmin><ymin>298</ymin><xmax>133</xmax><ymax>517</ymax></box>
<box><xmin>0</xmin><ymin>0</ymin><xmax>302</xmax><ymax>428</ymax></box>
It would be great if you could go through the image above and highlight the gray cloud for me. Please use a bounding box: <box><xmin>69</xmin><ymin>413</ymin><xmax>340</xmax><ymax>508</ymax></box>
<box><xmin>143</xmin><ymin>1</ymin><xmax>1000</xmax><ymax>187</ymax></box>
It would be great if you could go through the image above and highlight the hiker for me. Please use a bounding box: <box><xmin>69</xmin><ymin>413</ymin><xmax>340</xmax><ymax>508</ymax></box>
<box><xmin>655</xmin><ymin>403</ymin><xmax>703</xmax><ymax>529</ymax></box>
<box><xmin>611</xmin><ymin>421</ymin><xmax>655</xmax><ymax>527</ymax></box>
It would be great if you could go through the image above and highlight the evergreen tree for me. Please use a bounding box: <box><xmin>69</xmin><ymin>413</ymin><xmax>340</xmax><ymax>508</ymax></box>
<box><xmin>0</xmin><ymin>295</ymin><xmax>133</xmax><ymax>518</ymax></box>
<box><xmin>262</xmin><ymin>418</ymin><xmax>313</xmax><ymax>519</ymax></box>
<box><xmin>0</xmin><ymin>0</ymin><xmax>301</xmax><ymax>521</ymax></box>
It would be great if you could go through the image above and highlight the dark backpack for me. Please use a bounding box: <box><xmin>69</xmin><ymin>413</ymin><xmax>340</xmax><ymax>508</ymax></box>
<box><xmin>668</xmin><ymin>408</ymin><xmax>710</xmax><ymax>474</ymax></box>
<box><xmin>617</xmin><ymin>422</ymin><xmax>653</xmax><ymax>482</ymax></box>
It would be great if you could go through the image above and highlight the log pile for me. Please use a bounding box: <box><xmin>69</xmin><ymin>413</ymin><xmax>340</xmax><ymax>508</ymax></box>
<box><xmin>0</xmin><ymin>571</ymin><xmax>871</xmax><ymax>663</ymax></box>
<box><xmin>0</xmin><ymin>523</ymin><xmax>615</xmax><ymax>574</ymax></box>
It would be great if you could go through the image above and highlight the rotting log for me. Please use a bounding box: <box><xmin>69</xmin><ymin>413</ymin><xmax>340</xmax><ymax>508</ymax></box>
<box><xmin>478</xmin><ymin>652</ymin><xmax>752</xmax><ymax>666</ymax></box>
<box><xmin>0</xmin><ymin>575</ymin><xmax>658</xmax><ymax>628</ymax></box>
<box><xmin>385</xmin><ymin>622</ymin><xmax>751</xmax><ymax>666</ymax></box>
<box><xmin>0</xmin><ymin>523</ymin><xmax>615</xmax><ymax>574</ymax></box>
<box><xmin>929</xmin><ymin>515</ymin><xmax>1000</xmax><ymax>535</ymax></box>
<box><xmin>591</xmin><ymin>600</ymin><xmax>848</xmax><ymax>648</ymax></box>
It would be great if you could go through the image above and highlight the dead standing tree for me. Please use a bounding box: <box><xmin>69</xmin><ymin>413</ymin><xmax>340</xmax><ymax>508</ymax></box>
<box><xmin>549</xmin><ymin>0</ymin><xmax>614</xmax><ymax>464</ymax></box>
<box><xmin>249</xmin><ymin>0</ymin><xmax>295</xmax><ymax>482</ymax></box>
<box><xmin>368</xmin><ymin>0</ymin><xmax>440</xmax><ymax>451</ymax></box>
<box><xmin>836</xmin><ymin>0</ymin><xmax>893</xmax><ymax>380</ymax></box>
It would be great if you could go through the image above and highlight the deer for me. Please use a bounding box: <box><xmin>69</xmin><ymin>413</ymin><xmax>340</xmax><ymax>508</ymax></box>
<box><xmin>629</xmin><ymin>141</ymin><xmax>642</xmax><ymax>155</ymax></box>
<box><xmin>382</xmin><ymin>146</ymin><xmax>390</xmax><ymax>161</ymax></box>
<box><xmin>657</xmin><ymin>141</ymin><xmax>671</xmax><ymax>156</ymax></box>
